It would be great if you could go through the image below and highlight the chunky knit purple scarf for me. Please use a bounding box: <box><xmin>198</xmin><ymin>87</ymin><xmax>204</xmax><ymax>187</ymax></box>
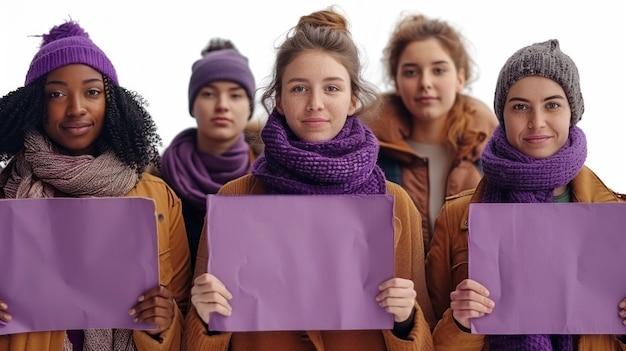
<box><xmin>481</xmin><ymin>125</ymin><xmax>586</xmax><ymax>351</ymax></box>
<box><xmin>481</xmin><ymin>125</ymin><xmax>586</xmax><ymax>203</ymax></box>
<box><xmin>251</xmin><ymin>109</ymin><xmax>386</xmax><ymax>195</ymax></box>
<box><xmin>160</xmin><ymin>128</ymin><xmax>250</xmax><ymax>211</ymax></box>
<box><xmin>488</xmin><ymin>335</ymin><xmax>573</xmax><ymax>351</ymax></box>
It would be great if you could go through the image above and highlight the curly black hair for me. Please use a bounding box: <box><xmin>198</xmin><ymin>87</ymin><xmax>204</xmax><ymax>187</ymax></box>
<box><xmin>0</xmin><ymin>75</ymin><xmax>161</xmax><ymax>174</ymax></box>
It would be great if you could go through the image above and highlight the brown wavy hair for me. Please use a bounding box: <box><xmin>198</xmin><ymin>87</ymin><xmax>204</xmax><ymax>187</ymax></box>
<box><xmin>383</xmin><ymin>13</ymin><xmax>479</xmax><ymax>157</ymax></box>
<box><xmin>261</xmin><ymin>6</ymin><xmax>381</xmax><ymax>119</ymax></box>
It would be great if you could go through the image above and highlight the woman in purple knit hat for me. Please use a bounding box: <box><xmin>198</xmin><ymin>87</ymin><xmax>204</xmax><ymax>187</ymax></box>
<box><xmin>153</xmin><ymin>38</ymin><xmax>257</xmax><ymax>270</ymax></box>
<box><xmin>183</xmin><ymin>6</ymin><xmax>436</xmax><ymax>351</ymax></box>
<box><xmin>426</xmin><ymin>39</ymin><xmax>626</xmax><ymax>351</ymax></box>
<box><xmin>0</xmin><ymin>20</ymin><xmax>190</xmax><ymax>351</ymax></box>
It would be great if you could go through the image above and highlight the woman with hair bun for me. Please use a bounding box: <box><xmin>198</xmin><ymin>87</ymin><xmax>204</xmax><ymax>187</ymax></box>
<box><xmin>183</xmin><ymin>7</ymin><xmax>434</xmax><ymax>351</ymax></box>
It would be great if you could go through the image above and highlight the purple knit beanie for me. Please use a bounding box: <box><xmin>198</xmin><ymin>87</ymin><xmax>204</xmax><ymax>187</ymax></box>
<box><xmin>494</xmin><ymin>39</ymin><xmax>583</xmax><ymax>126</ymax></box>
<box><xmin>188</xmin><ymin>48</ymin><xmax>256</xmax><ymax>115</ymax></box>
<box><xmin>24</xmin><ymin>20</ymin><xmax>118</xmax><ymax>86</ymax></box>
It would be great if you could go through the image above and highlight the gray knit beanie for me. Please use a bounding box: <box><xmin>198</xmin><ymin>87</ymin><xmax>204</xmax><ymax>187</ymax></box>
<box><xmin>494</xmin><ymin>39</ymin><xmax>584</xmax><ymax>126</ymax></box>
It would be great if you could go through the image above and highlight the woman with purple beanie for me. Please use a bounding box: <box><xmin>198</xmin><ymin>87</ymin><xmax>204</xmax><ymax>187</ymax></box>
<box><xmin>426</xmin><ymin>39</ymin><xmax>626</xmax><ymax>350</ymax></box>
<box><xmin>0</xmin><ymin>20</ymin><xmax>191</xmax><ymax>350</ymax></box>
<box><xmin>155</xmin><ymin>38</ymin><xmax>257</xmax><ymax>269</ymax></box>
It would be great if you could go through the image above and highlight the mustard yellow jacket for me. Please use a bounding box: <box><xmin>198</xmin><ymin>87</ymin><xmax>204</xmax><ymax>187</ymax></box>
<box><xmin>0</xmin><ymin>173</ymin><xmax>192</xmax><ymax>351</ymax></box>
<box><xmin>184</xmin><ymin>175</ymin><xmax>435</xmax><ymax>351</ymax></box>
<box><xmin>425</xmin><ymin>166</ymin><xmax>626</xmax><ymax>350</ymax></box>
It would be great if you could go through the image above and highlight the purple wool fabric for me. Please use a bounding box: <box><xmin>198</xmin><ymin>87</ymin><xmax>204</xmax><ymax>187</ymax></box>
<box><xmin>25</xmin><ymin>21</ymin><xmax>118</xmax><ymax>86</ymax></box>
<box><xmin>251</xmin><ymin>108</ymin><xmax>386</xmax><ymax>195</ymax></box>
<box><xmin>481</xmin><ymin>125</ymin><xmax>586</xmax><ymax>203</ymax></box>
<box><xmin>160</xmin><ymin>128</ymin><xmax>250</xmax><ymax>211</ymax></box>
<box><xmin>488</xmin><ymin>335</ymin><xmax>573</xmax><ymax>351</ymax></box>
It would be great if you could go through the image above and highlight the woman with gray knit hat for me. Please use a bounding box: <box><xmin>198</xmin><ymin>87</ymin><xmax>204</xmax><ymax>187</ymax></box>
<box><xmin>0</xmin><ymin>20</ymin><xmax>191</xmax><ymax>351</ymax></box>
<box><xmin>153</xmin><ymin>38</ymin><xmax>257</xmax><ymax>269</ymax></box>
<box><xmin>426</xmin><ymin>39</ymin><xmax>626</xmax><ymax>350</ymax></box>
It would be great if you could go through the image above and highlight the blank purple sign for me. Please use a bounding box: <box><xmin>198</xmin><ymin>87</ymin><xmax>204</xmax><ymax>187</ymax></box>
<box><xmin>205</xmin><ymin>194</ymin><xmax>395</xmax><ymax>332</ymax></box>
<box><xmin>0</xmin><ymin>197</ymin><xmax>159</xmax><ymax>334</ymax></box>
<box><xmin>469</xmin><ymin>202</ymin><xmax>626</xmax><ymax>334</ymax></box>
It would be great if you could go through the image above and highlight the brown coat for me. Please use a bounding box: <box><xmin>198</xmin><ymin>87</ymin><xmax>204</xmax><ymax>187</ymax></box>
<box><xmin>425</xmin><ymin>166</ymin><xmax>626</xmax><ymax>350</ymax></box>
<box><xmin>0</xmin><ymin>173</ymin><xmax>192</xmax><ymax>351</ymax></box>
<box><xmin>183</xmin><ymin>175</ymin><xmax>435</xmax><ymax>351</ymax></box>
<box><xmin>365</xmin><ymin>93</ymin><xmax>497</xmax><ymax>254</ymax></box>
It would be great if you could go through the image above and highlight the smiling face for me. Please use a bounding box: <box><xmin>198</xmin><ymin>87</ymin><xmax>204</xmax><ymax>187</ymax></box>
<box><xmin>44</xmin><ymin>64</ymin><xmax>106</xmax><ymax>156</ymax></box>
<box><xmin>275</xmin><ymin>50</ymin><xmax>357</xmax><ymax>143</ymax></box>
<box><xmin>503</xmin><ymin>76</ymin><xmax>572</xmax><ymax>159</ymax></box>
<box><xmin>394</xmin><ymin>38</ymin><xmax>465</xmax><ymax>124</ymax></box>
<box><xmin>191</xmin><ymin>80</ymin><xmax>251</xmax><ymax>154</ymax></box>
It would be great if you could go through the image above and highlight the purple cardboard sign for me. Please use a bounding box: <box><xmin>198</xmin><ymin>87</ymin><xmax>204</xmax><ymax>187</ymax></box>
<box><xmin>205</xmin><ymin>194</ymin><xmax>395</xmax><ymax>332</ymax></box>
<box><xmin>0</xmin><ymin>197</ymin><xmax>159</xmax><ymax>335</ymax></box>
<box><xmin>469</xmin><ymin>202</ymin><xmax>626</xmax><ymax>334</ymax></box>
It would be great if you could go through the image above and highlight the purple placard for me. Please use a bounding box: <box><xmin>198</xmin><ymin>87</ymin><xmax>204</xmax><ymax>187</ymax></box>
<box><xmin>205</xmin><ymin>194</ymin><xmax>395</xmax><ymax>332</ymax></box>
<box><xmin>468</xmin><ymin>202</ymin><xmax>626</xmax><ymax>334</ymax></box>
<box><xmin>0</xmin><ymin>197</ymin><xmax>159</xmax><ymax>335</ymax></box>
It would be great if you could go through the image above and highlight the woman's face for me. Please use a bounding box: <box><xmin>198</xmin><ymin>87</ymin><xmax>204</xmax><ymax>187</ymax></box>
<box><xmin>44</xmin><ymin>64</ymin><xmax>106</xmax><ymax>156</ymax></box>
<box><xmin>191</xmin><ymin>81</ymin><xmax>251</xmax><ymax>153</ymax></box>
<box><xmin>503</xmin><ymin>76</ymin><xmax>572</xmax><ymax>159</ymax></box>
<box><xmin>394</xmin><ymin>38</ymin><xmax>465</xmax><ymax>123</ymax></box>
<box><xmin>276</xmin><ymin>50</ymin><xmax>356</xmax><ymax>143</ymax></box>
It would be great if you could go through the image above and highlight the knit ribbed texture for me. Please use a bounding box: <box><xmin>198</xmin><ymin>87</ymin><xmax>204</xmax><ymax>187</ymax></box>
<box><xmin>481</xmin><ymin>125</ymin><xmax>586</xmax><ymax>203</ymax></box>
<box><xmin>160</xmin><ymin>128</ymin><xmax>250</xmax><ymax>210</ymax></box>
<box><xmin>494</xmin><ymin>39</ymin><xmax>583</xmax><ymax>126</ymax></box>
<box><xmin>251</xmin><ymin>108</ymin><xmax>386</xmax><ymax>195</ymax></box>
<box><xmin>488</xmin><ymin>334</ymin><xmax>573</xmax><ymax>351</ymax></box>
<box><xmin>25</xmin><ymin>21</ymin><xmax>118</xmax><ymax>85</ymax></box>
<box><xmin>0</xmin><ymin>130</ymin><xmax>138</xmax><ymax>199</ymax></box>
<box><xmin>63</xmin><ymin>329</ymin><xmax>136</xmax><ymax>351</ymax></box>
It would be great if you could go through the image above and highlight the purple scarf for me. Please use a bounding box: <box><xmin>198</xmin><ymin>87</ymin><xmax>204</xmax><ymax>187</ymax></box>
<box><xmin>481</xmin><ymin>125</ymin><xmax>586</xmax><ymax>351</ymax></box>
<box><xmin>481</xmin><ymin>125</ymin><xmax>586</xmax><ymax>203</ymax></box>
<box><xmin>251</xmin><ymin>109</ymin><xmax>386</xmax><ymax>195</ymax></box>
<box><xmin>160</xmin><ymin>128</ymin><xmax>250</xmax><ymax>210</ymax></box>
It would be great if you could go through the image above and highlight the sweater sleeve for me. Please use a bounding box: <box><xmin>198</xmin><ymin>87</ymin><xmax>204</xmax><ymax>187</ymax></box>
<box><xmin>133</xmin><ymin>306</ymin><xmax>184</xmax><ymax>351</ymax></box>
<box><xmin>183</xmin><ymin>215</ymin><xmax>234</xmax><ymax>350</ymax></box>
<box><xmin>134</xmin><ymin>176</ymin><xmax>192</xmax><ymax>351</ymax></box>
<box><xmin>381</xmin><ymin>182</ymin><xmax>435</xmax><ymax>351</ymax></box>
<box><xmin>432</xmin><ymin>308</ymin><xmax>485</xmax><ymax>351</ymax></box>
<box><xmin>387</xmin><ymin>182</ymin><xmax>436</xmax><ymax>330</ymax></box>
<box><xmin>164</xmin><ymin>184</ymin><xmax>192</xmax><ymax>315</ymax></box>
<box><xmin>382</xmin><ymin>301</ymin><xmax>434</xmax><ymax>351</ymax></box>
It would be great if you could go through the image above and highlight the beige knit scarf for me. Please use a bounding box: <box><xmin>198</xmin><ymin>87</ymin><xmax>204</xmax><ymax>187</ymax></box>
<box><xmin>0</xmin><ymin>131</ymin><xmax>140</xmax><ymax>351</ymax></box>
<box><xmin>0</xmin><ymin>130</ymin><xmax>138</xmax><ymax>198</ymax></box>
<box><xmin>62</xmin><ymin>329</ymin><xmax>136</xmax><ymax>351</ymax></box>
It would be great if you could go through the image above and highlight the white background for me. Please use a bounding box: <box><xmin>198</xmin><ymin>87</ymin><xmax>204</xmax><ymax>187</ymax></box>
<box><xmin>1</xmin><ymin>0</ymin><xmax>624</xmax><ymax>191</ymax></box>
